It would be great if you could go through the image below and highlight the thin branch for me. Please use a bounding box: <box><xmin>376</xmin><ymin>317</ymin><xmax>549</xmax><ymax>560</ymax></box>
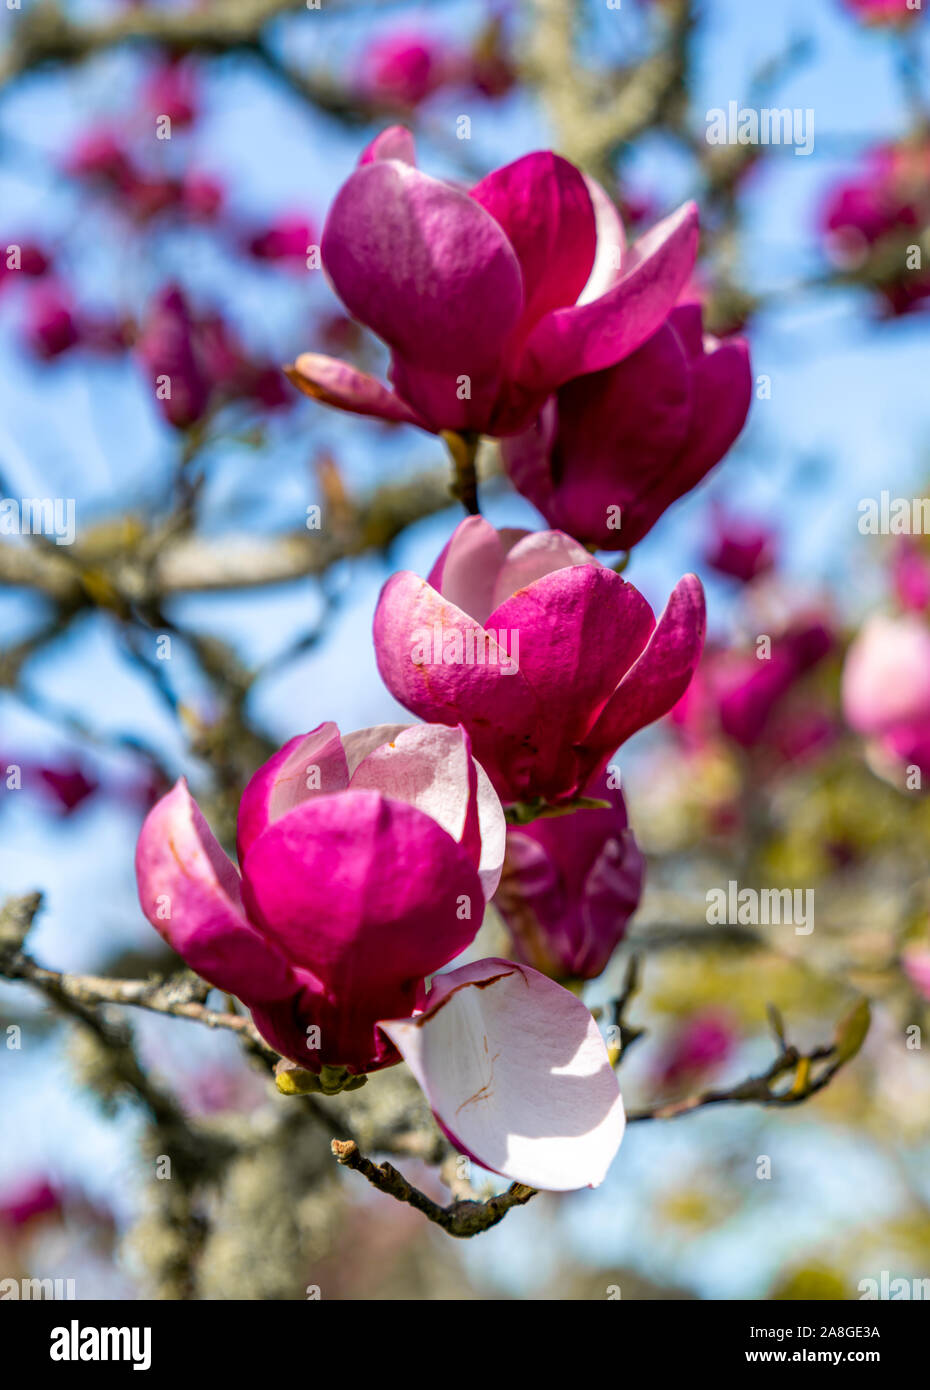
<box><xmin>1</xmin><ymin>947</ymin><xmax>276</xmax><ymax>1061</ymax></box>
<box><xmin>627</xmin><ymin>1001</ymin><xmax>870</xmax><ymax>1123</ymax></box>
<box><xmin>331</xmin><ymin>1139</ymin><xmax>537</xmax><ymax>1238</ymax></box>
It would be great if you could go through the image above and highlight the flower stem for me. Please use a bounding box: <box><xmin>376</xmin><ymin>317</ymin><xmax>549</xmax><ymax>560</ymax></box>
<box><xmin>441</xmin><ymin>430</ymin><xmax>481</xmax><ymax>516</ymax></box>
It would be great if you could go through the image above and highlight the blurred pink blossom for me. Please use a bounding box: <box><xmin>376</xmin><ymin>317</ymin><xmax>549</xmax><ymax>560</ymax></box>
<box><xmin>655</xmin><ymin>1012</ymin><xmax>736</xmax><ymax>1088</ymax></box>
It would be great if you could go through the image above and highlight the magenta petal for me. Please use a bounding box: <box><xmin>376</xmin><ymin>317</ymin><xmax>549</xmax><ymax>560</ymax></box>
<box><xmin>668</xmin><ymin>299</ymin><xmax>704</xmax><ymax>358</ymax></box>
<box><xmin>251</xmin><ymin>966</ymin><xmax>407</xmax><ymax>1074</ymax></box>
<box><xmin>135</xmin><ymin>780</ymin><xmax>295</xmax><ymax>1003</ymax></box>
<box><xmin>577</xmin><ymin>176</ymin><xmax>626</xmax><ymax>305</ymax></box>
<box><xmin>610</xmin><ymin>327</ymin><xmax>751</xmax><ymax>548</ymax></box>
<box><xmin>488</xmin><ymin>564</ymin><xmax>656</xmax><ymax>745</ymax></box>
<box><xmin>359</xmin><ymin>125</ymin><xmax>417</xmax><ymax>166</ymax></box>
<box><xmin>373</xmin><ymin>568</ymin><xmax>548</xmax><ymax>796</ymax></box>
<box><xmin>348</xmin><ymin>723</ymin><xmax>505</xmax><ymax>899</ymax></box>
<box><xmin>286</xmin><ymin>352</ymin><xmax>427</xmax><ymax>427</ymax></box>
<box><xmin>516</xmin><ymin>201</ymin><xmax>699</xmax><ymax>392</ymax></box>
<box><xmin>584</xmin><ymin>573</ymin><xmax>706</xmax><ymax>754</ymax></box>
<box><xmin>341</xmin><ymin>723</ymin><xmax>410</xmax><ymax>775</ymax></box>
<box><xmin>842</xmin><ymin>613</ymin><xmax>930</xmax><ymax>736</ymax></box>
<box><xmin>495</xmin><ymin>772</ymin><xmax>644</xmax><ymax>980</ymax></box>
<box><xmin>663</xmin><ymin>331</ymin><xmax>752</xmax><ymax>494</ymax></box>
<box><xmin>240</xmin><ymin>789</ymin><xmax>484</xmax><ymax>990</ymax></box>
<box><xmin>237</xmin><ymin>722</ymin><xmax>349</xmax><ymax>862</ymax></box>
<box><xmin>379</xmin><ymin>958</ymin><xmax>625</xmax><ymax>1191</ymax></box>
<box><xmin>488</xmin><ymin>528</ymin><xmax>598</xmax><ymax>611</ymax></box>
<box><xmin>322</xmin><ymin>160</ymin><xmax>524</xmax><ymax>429</ymax></box>
<box><xmin>529</xmin><ymin>321</ymin><xmax>692</xmax><ymax>547</ymax></box>
<box><xmin>427</xmin><ymin>516</ymin><xmax>527</xmax><ymax>626</ymax></box>
<box><xmin>470</xmin><ymin>151</ymin><xmax>597</xmax><ymax>332</ymax></box>
<box><xmin>496</xmin><ymin>398</ymin><xmax>559</xmax><ymax>522</ymax></box>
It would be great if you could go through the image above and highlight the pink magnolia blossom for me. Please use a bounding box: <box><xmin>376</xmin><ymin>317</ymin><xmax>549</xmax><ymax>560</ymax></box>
<box><xmin>144</xmin><ymin>58</ymin><xmax>199</xmax><ymax>128</ymax></box>
<box><xmin>288</xmin><ymin>127</ymin><xmax>699</xmax><ymax>437</ymax></box>
<box><xmin>24</xmin><ymin>286</ymin><xmax>81</xmax><ymax>359</ymax></box>
<box><xmin>670</xmin><ymin>619</ymin><xmax>834</xmax><ymax>755</ymax></box>
<box><xmin>246</xmin><ymin>215</ymin><xmax>317</xmax><ymax>268</ymax></box>
<box><xmin>136</xmin><ymin>285</ymin><xmax>210</xmax><ymax>428</ymax></box>
<box><xmin>502</xmin><ymin>303</ymin><xmax>751</xmax><ymax>550</ymax></box>
<box><xmin>655</xmin><ymin>1011</ymin><xmax>735</xmax><ymax>1088</ymax></box>
<box><xmin>36</xmin><ymin>761</ymin><xmax>100</xmax><ymax>815</ymax></box>
<box><xmin>822</xmin><ymin>140</ymin><xmax>930</xmax><ymax>315</ymax></box>
<box><xmin>136</xmin><ymin>722</ymin><xmax>623</xmax><ymax>1189</ymax></box>
<box><xmin>358</xmin><ymin>34</ymin><xmax>452</xmax><ymax>108</ymax></box>
<box><xmin>0</xmin><ymin>240</ymin><xmax>51</xmax><ymax>290</ymax></box>
<box><xmin>196</xmin><ymin>310</ymin><xmax>293</xmax><ymax>411</ymax></box>
<box><xmin>136</xmin><ymin>287</ymin><xmax>291</xmax><ymax>426</ymax></box>
<box><xmin>704</xmin><ymin>508</ymin><xmax>777</xmax><ymax>584</ymax></box>
<box><xmin>842</xmin><ymin>612</ymin><xmax>930</xmax><ymax>777</ymax></box>
<box><xmin>494</xmin><ymin>771</ymin><xmax>644</xmax><ymax>981</ymax></box>
<box><xmin>373</xmin><ymin>516</ymin><xmax>706</xmax><ymax>805</ymax></box>
<box><xmin>0</xmin><ymin>1178</ymin><xmax>62</xmax><ymax>1230</ymax></box>
<box><xmin>179</xmin><ymin>171</ymin><xmax>225</xmax><ymax>221</ymax></box>
<box><xmin>137</xmin><ymin>722</ymin><xmax>500</xmax><ymax>1073</ymax></box>
<box><xmin>903</xmin><ymin>946</ymin><xmax>930</xmax><ymax>999</ymax></box>
<box><xmin>841</xmin><ymin>0</ymin><xmax>923</xmax><ymax>24</ymax></box>
<box><xmin>891</xmin><ymin>537</ymin><xmax>930</xmax><ymax>613</ymax></box>
<box><xmin>712</xmin><ymin>621</ymin><xmax>832</xmax><ymax>750</ymax></box>
<box><xmin>64</xmin><ymin>128</ymin><xmax>137</xmax><ymax>191</ymax></box>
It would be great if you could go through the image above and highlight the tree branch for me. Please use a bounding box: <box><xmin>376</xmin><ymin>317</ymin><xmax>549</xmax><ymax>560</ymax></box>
<box><xmin>330</xmin><ymin>1139</ymin><xmax>537</xmax><ymax>1237</ymax></box>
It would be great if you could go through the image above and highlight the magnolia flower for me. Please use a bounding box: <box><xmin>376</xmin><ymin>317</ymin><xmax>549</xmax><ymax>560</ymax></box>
<box><xmin>136</xmin><ymin>285</ymin><xmax>210</xmax><ymax>428</ymax></box>
<box><xmin>246</xmin><ymin>214</ymin><xmax>317</xmax><ymax>268</ymax></box>
<box><xmin>891</xmin><ymin>537</ymin><xmax>930</xmax><ymax>613</ymax></box>
<box><xmin>715</xmin><ymin>621</ymin><xmax>832</xmax><ymax>749</ymax></box>
<box><xmin>36</xmin><ymin>761</ymin><xmax>100</xmax><ymax>815</ymax></box>
<box><xmin>655</xmin><ymin>1012</ymin><xmax>735</xmax><ymax>1088</ymax></box>
<box><xmin>136</xmin><ymin>286</ymin><xmax>292</xmax><ymax>426</ymax></box>
<box><xmin>373</xmin><ymin>516</ymin><xmax>705</xmax><ymax>805</ymax></box>
<box><xmin>672</xmin><ymin>620</ymin><xmax>833</xmax><ymax>753</ymax></box>
<box><xmin>23</xmin><ymin>286</ymin><xmax>82</xmax><ymax>360</ymax></box>
<box><xmin>903</xmin><ymin>946</ymin><xmax>930</xmax><ymax>999</ymax></box>
<box><xmin>704</xmin><ymin>508</ymin><xmax>777</xmax><ymax>584</ymax></box>
<box><xmin>842</xmin><ymin>612</ymin><xmax>930</xmax><ymax>778</ymax></box>
<box><xmin>287</xmin><ymin>127</ymin><xmax>698</xmax><ymax>437</ymax></box>
<box><xmin>358</xmin><ymin>33</ymin><xmax>452</xmax><ymax>108</ymax></box>
<box><xmin>0</xmin><ymin>1178</ymin><xmax>62</xmax><ymax>1230</ymax></box>
<box><xmin>64</xmin><ymin>128</ymin><xmax>137</xmax><ymax>191</ymax></box>
<box><xmin>179</xmin><ymin>172</ymin><xmax>225</xmax><ymax>222</ymax></box>
<box><xmin>494</xmin><ymin>772</ymin><xmax>644</xmax><ymax>981</ymax></box>
<box><xmin>822</xmin><ymin>139</ymin><xmax>930</xmax><ymax>316</ymax></box>
<box><xmin>501</xmin><ymin>303</ymin><xmax>751</xmax><ymax>550</ymax></box>
<box><xmin>841</xmin><ymin>0</ymin><xmax>923</xmax><ymax>24</ymax></box>
<box><xmin>143</xmin><ymin>58</ymin><xmax>199</xmax><ymax>128</ymax></box>
<box><xmin>0</xmin><ymin>240</ymin><xmax>50</xmax><ymax>290</ymax></box>
<box><xmin>136</xmin><ymin>722</ymin><xmax>624</xmax><ymax>1189</ymax></box>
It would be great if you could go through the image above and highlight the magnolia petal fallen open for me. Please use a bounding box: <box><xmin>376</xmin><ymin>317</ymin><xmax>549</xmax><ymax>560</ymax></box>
<box><xmin>380</xmin><ymin>958</ymin><xmax>625</xmax><ymax>1191</ymax></box>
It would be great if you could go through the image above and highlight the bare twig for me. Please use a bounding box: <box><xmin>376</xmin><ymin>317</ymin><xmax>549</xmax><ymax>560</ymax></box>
<box><xmin>627</xmin><ymin>1001</ymin><xmax>871</xmax><ymax>1122</ymax></box>
<box><xmin>331</xmin><ymin>1139</ymin><xmax>537</xmax><ymax>1237</ymax></box>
